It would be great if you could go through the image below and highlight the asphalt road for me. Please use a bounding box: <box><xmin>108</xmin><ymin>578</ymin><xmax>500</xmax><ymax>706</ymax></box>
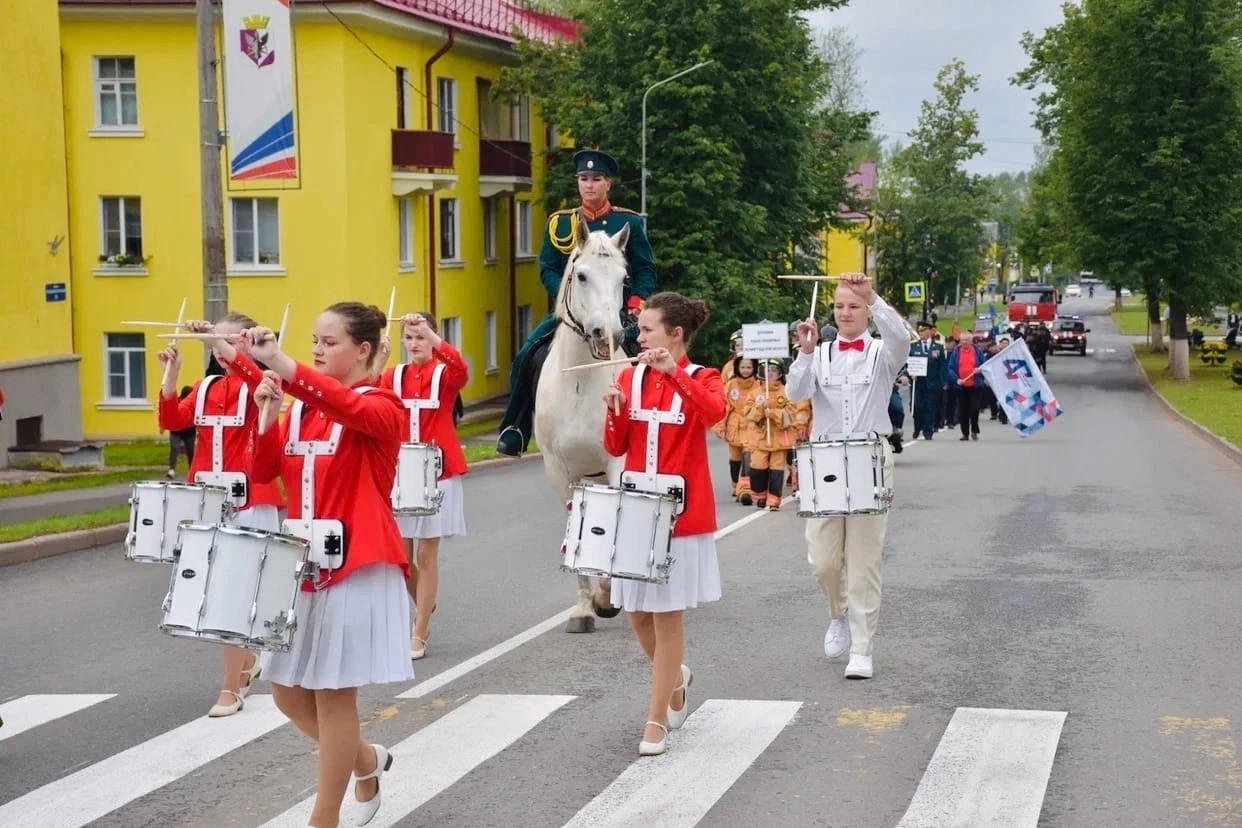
<box><xmin>3</xmin><ymin>294</ymin><xmax>1241</xmax><ymax>827</ymax></box>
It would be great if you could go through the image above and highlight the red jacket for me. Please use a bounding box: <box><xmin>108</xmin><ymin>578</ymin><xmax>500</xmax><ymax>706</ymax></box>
<box><xmin>378</xmin><ymin>343</ymin><xmax>469</xmax><ymax>479</ymax></box>
<box><xmin>603</xmin><ymin>358</ymin><xmax>726</xmax><ymax>537</ymax></box>
<box><xmin>157</xmin><ymin>374</ymin><xmax>284</xmax><ymax>510</ymax></box>
<box><xmin>230</xmin><ymin>353</ymin><xmax>409</xmax><ymax>587</ymax></box>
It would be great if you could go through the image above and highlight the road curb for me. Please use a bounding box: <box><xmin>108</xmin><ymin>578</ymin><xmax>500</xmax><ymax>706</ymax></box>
<box><xmin>1130</xmin><ymin>345</ymin><xmax>1242</xmax><ymax>464</ymax></box>
<box><xmin>0</xmin><ymin>523</ymin><xmax>127</xmax><ymax>568</ymax></box>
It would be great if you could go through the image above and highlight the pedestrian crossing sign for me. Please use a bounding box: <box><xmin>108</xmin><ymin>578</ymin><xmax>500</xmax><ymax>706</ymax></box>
<box><xmin>905</xmin><ymin>281</ymin><xmax>926</xmax><ymax>302</ymax></box>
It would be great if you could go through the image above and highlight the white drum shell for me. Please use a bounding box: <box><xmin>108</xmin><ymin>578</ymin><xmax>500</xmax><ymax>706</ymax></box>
<box><xmin>392</xmin><ymin>442</ymin><xmax>443</xmax><ymax>515</ymax></box>
<box><xmin>160</xmin><ymin>522</ymin><xmax>310</xmax><ymax>652</ymax></box>
<box><xmin>125</xmin><ymin>481</ymin><xmax>231</xmax><ymax>563</ymax></box>
<box><xmin>795</xmin><ymin>439</ymin><xmax>892</xmax><ymax>517</ymax></box>
<box><xmin>560</xmin><ymin>483</ymin><xmax>677</xmax><ymax>583</ymax></box>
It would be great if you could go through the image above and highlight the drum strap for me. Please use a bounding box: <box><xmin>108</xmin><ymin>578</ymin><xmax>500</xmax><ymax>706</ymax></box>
<box><xmin>627</xmin><ymin>363</ymin><xmax>702</xmax><ymax>490</ymax></box>
<box><xmin>284</xmin><ymin>386</ymin><xmax>375</xmax><ymax>521</ymax></box>
<box><xmin>393</xmin><ymin>362</ymin><xmax>444</xmax><ymax>443</ymax></box>
<box><xmin>817</xmin><ymin>340</ymin><xmax>883</xmax><ymax>437</ymax></box>
<box><xmin>194</xmin><ymin>375</ymin><xmax>250</xmax><ymax>476</ymax></box>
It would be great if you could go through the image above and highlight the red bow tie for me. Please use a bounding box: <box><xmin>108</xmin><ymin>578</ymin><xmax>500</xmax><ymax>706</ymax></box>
<box><xmin>839</xmin><ymin>338</ymin><xmax>865</xmax><ymax>352</ymax></box>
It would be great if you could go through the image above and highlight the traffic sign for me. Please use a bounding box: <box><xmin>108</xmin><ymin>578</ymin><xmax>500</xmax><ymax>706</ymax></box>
<box><xmin>905</xmin><ymin>281</ymin><xmax>925</xmax><ymax>302</ymax></box>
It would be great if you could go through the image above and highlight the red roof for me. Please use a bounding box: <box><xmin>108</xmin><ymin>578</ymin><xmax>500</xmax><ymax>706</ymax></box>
<box><xmin>840</xmin><ymin>160</ymin><xmax>876</xmax><ymax>220</ymax></box>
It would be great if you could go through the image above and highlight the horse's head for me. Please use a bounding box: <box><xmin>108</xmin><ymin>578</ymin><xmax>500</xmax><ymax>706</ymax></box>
<box><xmin>556</xmin><ymin>216</ymin><xmax>630</xmax><ymax>360</ymax></box>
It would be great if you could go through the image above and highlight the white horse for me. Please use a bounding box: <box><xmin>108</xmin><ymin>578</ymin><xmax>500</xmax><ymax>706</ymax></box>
<box><xmin>534</xmin><ymin>218</ymin><xmax>631</xmax><ymax>633</ymax></box>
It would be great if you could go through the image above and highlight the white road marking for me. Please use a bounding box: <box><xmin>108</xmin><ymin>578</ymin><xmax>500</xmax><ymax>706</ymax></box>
<box><xmin>260</xmin><ymin>694</ymin><xmax>575</xmax><ymax>828</ymax></box>
<box><xmin>562</xmin><ymin>699</ymin><xmax>802</xmax><ymax>828</ymax></box>
<box><xmin>397</xmin><ymin>509</ymin><xmax>769</xmax><ymax>700</ymax></box>
<box><xmin>0</xmin><ymin>694</ymin><xmax>115</xmax><ymax>743</ymax></box>
<box><xmin>896</xmin><ymin>706</ymin><xmax>1067</xmax><ymax>828</ymax></box>
<box><xmin>0</xmin><ymin>695</ymin><xmax>288</xmax><ymax>828</ymax></box>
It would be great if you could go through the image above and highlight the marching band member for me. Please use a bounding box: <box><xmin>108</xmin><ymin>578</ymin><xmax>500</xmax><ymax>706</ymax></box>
<box><xmin>211</xmin><ymin>302</ymin><xmax>410</xmax><ymax>828</ymax></box>
<box><xmin>601</xmin><ymin>292</ymin><xmax>726</xmax><ymax>756</ymax></box>
<box><xmin>786</xmin><ymin>274</ymin><xmax>908</xmax><ymax>680</ymax></box>
<box><xmin>156</xmin><ymin>312</ymin><xmax>284</xmax><ymax>718</ymax></box>
<box><xmin>721</xmin><ymin>356</ymin><xmax>759</xmax><ymax>503</ymax></box>
<box><xmin>746</xmin><ymin>358</ymin><xmax>799</xmax><ymax>511</ymax></box>
<box><xmin>378</xmin><ymin>312</ymin><xmax>469</xmax><ymax>661</ymax></box>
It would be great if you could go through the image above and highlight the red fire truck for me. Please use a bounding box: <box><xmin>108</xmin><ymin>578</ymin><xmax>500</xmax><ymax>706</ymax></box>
<box><xmin>1007</xmin><ymin>283</ymin><xmax>1061</xmax><ymax>326</ymax></box>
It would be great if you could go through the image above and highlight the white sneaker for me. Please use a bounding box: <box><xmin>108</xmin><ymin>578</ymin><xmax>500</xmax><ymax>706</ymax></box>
<box><xmin>822</xmin><ymin>614</ymin><xmax>851</xmax><ymax>660</ymax></box>
<box><xmin>845</xmin><ymin>652</ymin><xmax>873</xmax><ymax>679</ymax></box>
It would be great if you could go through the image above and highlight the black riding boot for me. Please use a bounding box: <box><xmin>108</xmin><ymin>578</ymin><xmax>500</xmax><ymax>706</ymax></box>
<box><xmin>750</xmin><ymin>468</ymin><xmax>770</xmax><ymax>508</ymax></box>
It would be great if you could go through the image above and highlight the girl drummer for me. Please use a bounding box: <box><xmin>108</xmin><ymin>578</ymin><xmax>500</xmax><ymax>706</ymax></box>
<box><xmin>156</xmin><ymin>312</ymin><xmax>284</xmax><ymax>719</ymax></box>
<box><xmin>601</xmin><ymin>291</ymin><xmax>726</xmax><ymax>756</ymax></box>
<box><xmin>210</xmin><ymin>302</ymin><xmax>410</xmax><ymax>828</ymax></box>
<box><xmin>377</xmin><ymin>312</ymin><xmax>469</xmax><ymax>661</ymax></box>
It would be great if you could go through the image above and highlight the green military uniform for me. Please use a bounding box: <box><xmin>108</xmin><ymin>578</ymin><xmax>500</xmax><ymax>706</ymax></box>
<box><xmin>496</xmin><ymin>150</ymin><xmax>657</xmax><ymax>455</ymax></box>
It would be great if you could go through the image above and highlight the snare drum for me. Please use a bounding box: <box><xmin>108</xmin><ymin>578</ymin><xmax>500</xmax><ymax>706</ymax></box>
<box><xmin>795</xmin><ymin>436</ymin><xmax>892</xmax><ymax>517</ymax></box>
<box><xmin>125</xmin><ymin>481</ymin><xmax>232</xmax><ymax>563</ymax></box>
<box><xmin>160</xmin><ymin>522</ymin><xmax>313</xmax><ymax>652</ymax></box>
<box><xmin>391</xmin><ymin>442</ymin><xmax>443</xmax><ymax>516</ymax></box>
<box><xmin>560</xmin><ymin>483</ymin><xmax>678</xmax><ymax>583</ymax></box>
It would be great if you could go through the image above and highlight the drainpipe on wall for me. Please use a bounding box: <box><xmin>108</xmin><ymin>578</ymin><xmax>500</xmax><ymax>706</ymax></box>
<box><xmin>424</xmin><ymin>28</ymin><xmax>455</xmax><ymax>316</ymax></box>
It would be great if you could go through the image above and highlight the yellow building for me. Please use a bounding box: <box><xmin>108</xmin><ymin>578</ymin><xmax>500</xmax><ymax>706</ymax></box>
<box><xmin>0</xmin><ymin>2</ymin><xmax>83</xmax><ymax>466</ymax></box>
<box><xmin>58</xmin><ymin>0</ymin><xmax>567</xmax><ymax>439</ymax></box>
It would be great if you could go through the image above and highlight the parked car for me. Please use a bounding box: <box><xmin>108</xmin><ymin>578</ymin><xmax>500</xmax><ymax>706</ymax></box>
<box><xmin>971</xmin><ymin>315</ymin><xmax>997</xmax><ymax>342</ymax></box>
<box><xmin>1051</xmin><ymin>315</ymin><xmax>1089</xmax><ymax>355</ymax></box>
<box><xmin>1064</xmin><ymin>284</ymin><xmax>1082</xmax><ymax>298</ymax></box>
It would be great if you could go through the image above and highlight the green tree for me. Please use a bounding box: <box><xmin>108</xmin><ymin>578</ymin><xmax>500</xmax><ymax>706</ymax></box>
<box><xmin>1016</xmin><ymin>0</ymin><xmax>1242</xmax><ymax>376</ymax></box>
<box><xmin>497</xmin><ymin>0</ymin><xmax>870</xmax><ymax>365</ymax></box>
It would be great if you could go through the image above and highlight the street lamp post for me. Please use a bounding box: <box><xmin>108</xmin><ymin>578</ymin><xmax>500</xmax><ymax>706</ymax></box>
<box><xmin>641</xmin><ymin>60</ymin><xmax>713</xmax><ymax>226</ymax></box>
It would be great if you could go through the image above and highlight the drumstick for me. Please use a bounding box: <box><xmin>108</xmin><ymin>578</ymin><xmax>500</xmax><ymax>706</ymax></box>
<box><xmin>156</xmin><ymin>332</ymin><xmax>244</xmax><ymax>341</ymax></box>
<box><xmin>386</xmin><ymin>286</ymin><xmax>397</xmax><ymax>327</ymax></box>
<box><xmin>605</xmin><ymin>304</ymin><xmax>620</xmax><ymax>415</ymax></box>
<box><xmin>561</xmin><ymin>355</ymin><xmax>640</xmax><ymax>373</ymax></box>
<box><xmin>258</xmin><ymin>304</ymin><xmax>291</xmax><ymax>436</ymax></box>
<box><xmin>809</xmin><ymin>281</ymin><xmax>819</xmax><ymax>321</ymax></box>
<box><xmin>778</xmin><ymin>274</ymin><xmax>847</xmax><ymax>282</ymax></box>
<box><xmin>124</xmin><ymin>320</ymin><xmax>213</xmax><ymax>329</ymax></box>
<box><xmin>159</xmin><ymin>298</ymin><xmax>188</xmax><ymax>386</ymax></box>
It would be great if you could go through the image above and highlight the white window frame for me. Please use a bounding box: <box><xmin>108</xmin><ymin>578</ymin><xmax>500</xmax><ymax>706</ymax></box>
<box><xmin>104</xmin><ymin>332</ymin><xmax>147</xmax><ymax>402</ymax></box>
<box><xmin>439</xmin><ymin>197</ymin><xmax>461</xmax><ymax>264</ymax></box>
<box><xmin>437</xmin><ymin>77</ymin><xmax>458</xmax><ymax>146</ymax></box>
<box><xmin>517</xmin><ymin>304</ymin><xmax>533</xmax><ymax>344</ymax></box>
<box><xmin>398</xmin><ymin>197</ymin><xmax>415</xmax><ymax>270</ymax></box>
<box><xmin>484</xmin><ymin>310</ymin><xmax>498</xmax><ymax>373</ymax></box>
<box><xmin>547</xmin><ymin>123</ymin><xmax>561</xmax><ymax>148</ymax></box>
<box><xmin>98</xmin><ymin>196</ymin><xmax>144</xmax><ymax>266</ymax></box>
<box><xmin>442</xmin><ymin>316</ymin><xmax>462</xmax><ymax>350</ymax></box>
<box><xmin>482</xmin><ymin>198</ymin><xmax>498</xmax><ymax>262</ymax></box>
<box><xmin>515</xmin><ymin>201</ymin><xmax>533</xmax><ymax>258</ymax></box>
<box><xmin>230</xmin><ymin>197</ymin><xmax>281</xmax><ymax>269</ymax></box>
<box><xmin>511</xmin><ymin>94</ymin><xmax>531</xmax><ymax>142</ymax></box>
<box><xmin>92</xmin><ymin>56</ymin><xmax>140</xmax><ymax>133</ymax></box>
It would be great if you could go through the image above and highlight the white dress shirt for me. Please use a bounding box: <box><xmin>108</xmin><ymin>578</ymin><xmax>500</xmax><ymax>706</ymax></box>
<box><xmin>786</xmin><ymin>297</ymin><xmax>910</xmax><ymax>439</ymax></box>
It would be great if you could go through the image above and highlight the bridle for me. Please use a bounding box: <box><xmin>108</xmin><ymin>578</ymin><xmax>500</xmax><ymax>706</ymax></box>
<box><xmin>558</xmin><ymin>248</ymin><xmax>623</xmax><ymax>361</ymax></box>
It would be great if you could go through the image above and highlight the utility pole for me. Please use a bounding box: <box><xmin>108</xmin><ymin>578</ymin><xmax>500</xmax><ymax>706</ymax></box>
<box><xmin>197</xmin><ymin>0</ymin><xmax>228</xmax><ymax>325</ymax></box>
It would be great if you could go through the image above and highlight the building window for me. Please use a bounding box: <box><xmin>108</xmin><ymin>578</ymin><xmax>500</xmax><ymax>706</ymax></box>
<box><xmin>511</xmin><ymin>94</ymin><xmax>531</xmax><ymax>142</ymax></box>
<box><xmin>437</xmin><ymin>78</ymin><xmax>457</xmax><ymax>140</ymax></box>
<box><xmin>482</xmin><ymin>198</ymin><xmax>497</xmax><ymax>261</ymax></box>
<box><xmin>396</xmin><ymin>67</ymin><xmax>412</xmax><ymax>129</ymax></box>
<box><xmin>100</xmin><ymin>196</ymin><xmax>143</xmax><ymax>263</ymax></box>
<box><xmin>105</xmin><ymin>332</ymin><xmax>146</xmax><ymax>401</ymax></box>
<box><xmin>398</xmin><ymin>197</ymin><xmax>414</xmax><ymax>267</ymax></box>
<box><xmin>484</xmin><ymin>310</ymin><xmax>498</xmax><ymax>371</ymax></box>
<box><xmin>517</xmin><ymin>304</ymin><xmax>533</xmax><ymax>344</ymax></box>
<box><xmin>515</xmin><ymin>201</ymin><xmax>533</xmax><ymax>257</ymax></box>
<box><xmin>231</xmin><ymin>198</ymin><xmax>280</xmax><ymax>265</ymax></box>
<box><xmin>442</xmin><ymin>316</ymin><xmax>462</xmax><ymax>350</ymax></box>
<box><xmin>439</xmin><ymin>198</ymin><xmax>459</xmax><ymax>261</ymax></box>
<box><xmin>546</xmin><ymin>124</ymin><xmax>561</xmax><ymax>148</ymax></box>
<box><xmin>95</xmin><ymin>56</ymin><xmax>138</xmax><ymax>127</ymax></box>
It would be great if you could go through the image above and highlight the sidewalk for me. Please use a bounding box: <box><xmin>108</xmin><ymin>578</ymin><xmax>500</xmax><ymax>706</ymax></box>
<box><xmin>0</xmin><ymin>397</ymin><xmax>515</xmax><ymax>567</ymax></box>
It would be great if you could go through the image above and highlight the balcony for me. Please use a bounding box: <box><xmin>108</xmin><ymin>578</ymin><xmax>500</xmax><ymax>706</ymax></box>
<box><xmin>478</xmin><ymin>139</ymin><xmax>533</xmax><ymax>197</ymax></box>
<box><xmin>391</xmin><ymin>129</ymin><xmax>457</xmax><ymax>196</ymax></box>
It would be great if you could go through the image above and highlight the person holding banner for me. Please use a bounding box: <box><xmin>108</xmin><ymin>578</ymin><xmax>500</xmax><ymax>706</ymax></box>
<box><xmin>947</xmin><ymin>334</ymin><xmax>988</xmax><ymax>441</ymax></box>
<box><xmin>601</xmin><ymin>292</ymin><xmax>725</xmax><ymax>756</ymax></box>
<box><xmin>786</xmin><ymin>273</ymin><xmax>909</xmax><ymax>680</ymax></box>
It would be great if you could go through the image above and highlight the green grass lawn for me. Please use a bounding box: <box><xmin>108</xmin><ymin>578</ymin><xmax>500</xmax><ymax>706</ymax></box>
<box><xmin>104</xmin><ymin>440</ymin><xmax>170</xmax><ymax>467</ymax></box>
<box><xmin>0</xmin><ymin>505</ymin><xmax>130</xmax><ymax>544</ymax></box>
<box><xmin>0</xmin><ymin>469</ymin><xmax>156</xmax><ymax>500</ymax></box>
<box><xmin>1133</xmin><ymin>345</ymin><xmax>1242</xmax><ymax>446</ymax></box>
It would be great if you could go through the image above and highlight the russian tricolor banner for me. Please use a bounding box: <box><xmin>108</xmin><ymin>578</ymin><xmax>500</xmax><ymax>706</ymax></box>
<box><xmin>222</xmin><ymin>0</ymin><xmax>299</xmax><ymax>182</ymax></box>
<box><xmin>978</xmin><ymin>337</ymin><xmax>1064</xmax><ymax>437</ymax></box>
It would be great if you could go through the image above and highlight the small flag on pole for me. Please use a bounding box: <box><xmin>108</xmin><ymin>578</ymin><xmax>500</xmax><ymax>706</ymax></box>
<box><xmin>978</xmin><ymin>338</ymin><xmax>1064</xmax><ymax>437</ymax></box>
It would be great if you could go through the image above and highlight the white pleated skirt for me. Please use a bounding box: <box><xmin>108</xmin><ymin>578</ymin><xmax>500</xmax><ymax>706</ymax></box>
<box><xmin>610</xmin><ymin>533</ymin><xmax>721</xmax><ymax>613</ymax></box>
<box><xmin>396</xmin><ymin>475</ymin><xmax>467</xmax><ymax>540</ymax></box>
<box><xmin>260</xmin><ymin>562</ymin><xmax>414</xmax><ymax>690</ymax></box>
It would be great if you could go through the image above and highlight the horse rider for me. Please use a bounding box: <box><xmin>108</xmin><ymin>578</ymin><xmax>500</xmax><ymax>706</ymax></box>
<box><xmin>496</xmin><ymin>149</ymin><xmax>657</xmax><ymax>456</ymax></box>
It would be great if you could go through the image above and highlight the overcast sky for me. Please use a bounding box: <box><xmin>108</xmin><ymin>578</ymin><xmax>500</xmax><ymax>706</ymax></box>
<box><xmin>807</xmin><ymin>0</ymin><xmax>1068</xmax><ymax>176</ymax></box>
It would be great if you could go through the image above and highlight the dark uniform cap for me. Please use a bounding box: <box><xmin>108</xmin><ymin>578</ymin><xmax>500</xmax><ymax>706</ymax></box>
<box><xmin>916</xmin><ymin>320</ymin><xmax>934</xmax><ymax>330</ymax></box>
<box><xmin>574</xmin><ymin>149</ymin><xmax>619</xmax><ymax>177</ymax></box>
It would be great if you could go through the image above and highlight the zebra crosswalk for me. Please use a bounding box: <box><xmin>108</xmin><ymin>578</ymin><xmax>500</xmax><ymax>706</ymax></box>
<box><xmin>0</xmin><ymin>690</ymin><xmax>1068</xmax><ymax>827</ymax></box>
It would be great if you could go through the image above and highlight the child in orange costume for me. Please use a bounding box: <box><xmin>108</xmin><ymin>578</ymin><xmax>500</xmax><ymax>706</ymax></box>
<box><xmin>746</xmin><ymin>359</ymin><xmax>799</xmax><ymax>510</ymax></box>
<box><xmin>721</xmin><ymin>356</ymin><xmax>760</xmax><ymax>504</ymax></box>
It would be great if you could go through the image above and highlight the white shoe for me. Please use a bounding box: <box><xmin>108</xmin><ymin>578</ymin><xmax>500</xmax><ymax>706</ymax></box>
<box><xmin>207</xmin><ymin>690</ymin><xmax>243</xmax><ymax>718</ymax></box>
<box><xmin>638</xmin><ymin>721</ymin><xmax>668</xmax><ymax>756</ymax></box>
<box><xmin>238</xmin><ymin>654</ymin><xmax>262</xmax><ymax>699</ymax></box>
<box><xmin>823</xmin><ymin>614</ymin><xmax>851</xmax><ymax>660</ymax></box>
<box><xmin>667</xmin><ymin>665</ymin><xmax>693</xmax><ymax>730</ymax></box>
<box><xmin>350</xmin><ymin>744</ymin><xmax>392</xmax><ymax>826</ymax></box>
<box><xmin>410</xmin><ymin>634</ymin><xmax>427</xmax><ymax>660</ymax></box>
<box><xmin>845</xmin><ymin>652</ymin><xmax>874</xmax><ymax>679</ymax></box>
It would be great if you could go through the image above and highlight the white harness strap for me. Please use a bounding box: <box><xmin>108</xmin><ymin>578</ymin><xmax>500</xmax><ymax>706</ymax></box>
<box><xmin>193</xmin><ymin>375</ymin><xmax>250</xmax><ymax>476</ymax></box>
<box><xmin>393</xmin><ymin>362</ymin><xmax>444</xmax><ymax>443</ymax></box>
<box><xmin>818</xmin><ymin>340</ymin><xmax>883</xmax><ymax>436</ymax></box>
<box><xmin>285</xmin><ymin>400</ymin><xmax>343</xmax><ymax>523</ymax></box>
<box><xmin>626</xmin><ymin>363</ymin><xmax>701</xmax><ymax>491</ymax></box>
